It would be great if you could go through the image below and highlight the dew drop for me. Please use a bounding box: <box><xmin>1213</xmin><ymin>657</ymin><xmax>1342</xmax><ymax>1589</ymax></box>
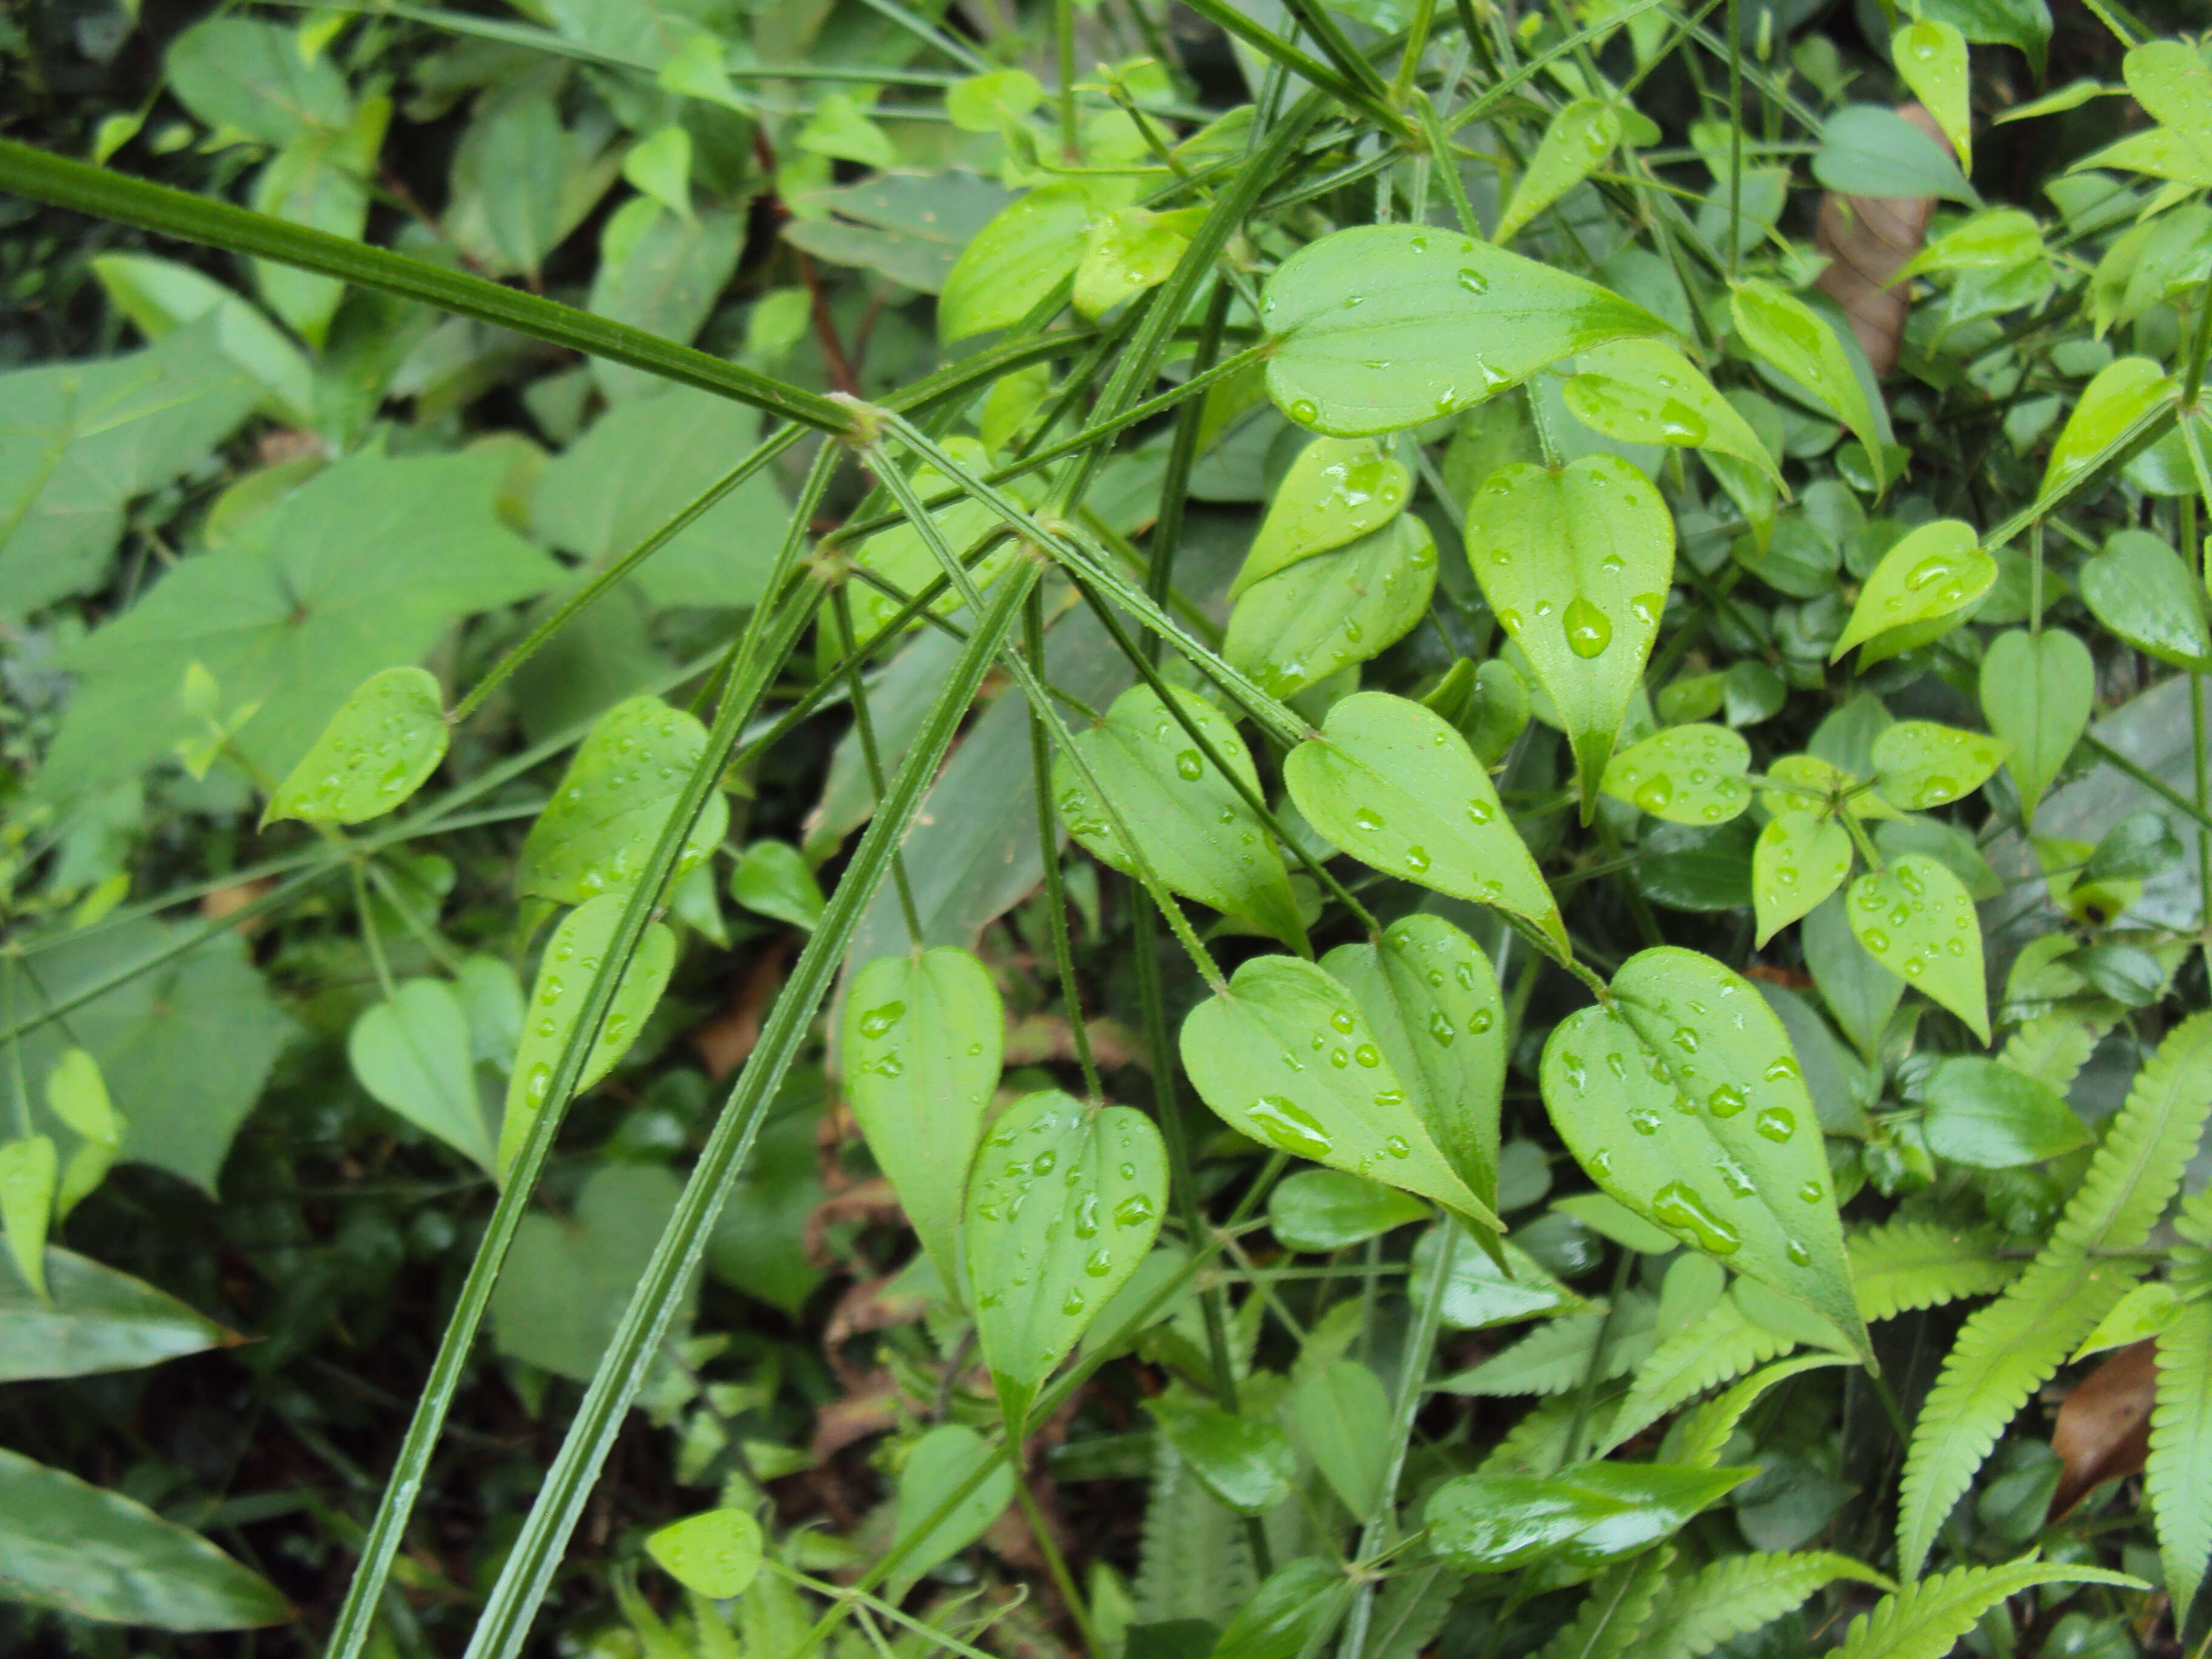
<box><xmin>1708</xmin><ymin>1083</ymin><xmax>1746</xmax><ymax>1117</ymax></box>
<box><xmin>1563</xmin><ymin>596</ymin><xmax>1614</xmax><ymax>659</ymax></box>
<box><xmin>1175</xmin><ymin>749</ymin><xmax>1204</xmax><ymax>781</ymax></box>
<box><xmin>1652</xmin><ymin>1181</ymin><xmax>1741</xmax><ymax>1255</ymax></box>
<box><xmin>1754</xmin><ymin>1105</ymin><xmax>1795</xmax><ymax>1142</ymax></box>
<box><xmin>1247</xmin><ymin>1095</ymin><xmax>1335</xmax><ymax>1159</ymax></box>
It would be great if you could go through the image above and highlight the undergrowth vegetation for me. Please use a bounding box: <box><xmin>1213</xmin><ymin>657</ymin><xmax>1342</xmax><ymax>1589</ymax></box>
<box><xmin>3</xmin><ymin>0</ymin><xmax>2212</xmax><ymax>1654</ymax></box>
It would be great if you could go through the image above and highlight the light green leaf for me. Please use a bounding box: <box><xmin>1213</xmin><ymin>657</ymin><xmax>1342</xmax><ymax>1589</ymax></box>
<box><xmin>797</xmin><ymin>93</ymin><xmax>896</xmax><ymax>170</ymax></box>
<box><xmin>784</xmin><ymin>172</ymin><xmax>1017</xmax><ymax>297</ymax></box>
<box><xmin>587</xmin><ymin>204</ymin><xmax>744</xmax><ymax>403</ymax></box>
<box><xmin>490</xmin><ymin>1163</ymin><xmax>686</xmax><ymax>1381</ymax></box>
<box><xmin>2150</xmin><ymin>1298</ymin><xmax>2212</xmax><ymax>1624</ymax></box>
<box><xmin>889</xmin><ymin>1424</ymin><xmax>1016</xmax><ymax>1595</ymax></box>
<box><xmin>1054</xmin><ymin>684</ymin><xmax>1307</xmax><ymax>949</ymax></box>
<box><xmin>517</xmin><ymin>696</ymin><xmax>729</xmax><ymax>904</ymax></box>
<box><xmin>1150</xmin><ymin>1395</ymin><xmax>1298</xmax><ymax>1515</ymax></box>
<box><xmin>1834</xmin><ymin>1563</ymin><xmax>2142</xmax><ymax>1659</ymax></box>
<box><xmin>1893</xmin><ymin>20</ymin><xmax>1974</xmax><ymax>175</ymax></box>
<box><xmin>250</xmin><ymin>125</ymin><xmax>374</xmax><ymax>346</ymax></box>
<box><xmin>164</xmin><ymin>16</ymin><xmax>352</xmax><ymax>146</ymax></box>
<box><xmin>1664</xmin><ymin>1353</ymin><xmax>1855</xmax><ymax>1469</ymax></box>
<box><xmin>1829</xmin><ymin>519</ymin><xmax>1991</xmax><ymax>662</ymax></box>
<box><xmin>1073</xmin><ymin>207</ymin><xmax>1194</xmax><ymax>320</ymax></box>
<box><xmin>1231</xmin><ymin>436</ymin><xmax>1412</xmax><ymax>599</ymax></box>
<box><xmin>1413</xmin><ymin>1223</ymin><xmax>1583</xmax><ymax>1329</ymax></box>
<box><xmin>1641</xmin><ymin>1552</ymin><xmax>1893</xmax><ymax>1659</ymax></box>
<box><xmin>939</xmin><ymin>184</ymin><xmax>1093</xmax><ymax>341</ymax></box>
<box><xmin>1425</xmin><ymin>1461</ymin><xmax>1752</xmax><ymax>1574</ymax></box>
<box><xmin>1496</xmin><ymin>99</ymin><xmax>1622</xmax><ymax>245</ymax></box>
<box><xmin>1752</xmin><ymin>812</ymin><xmax>1854</xmax><ymax>947</ymax></box>
<box><xmin>965</xmin><ymin>1091</ymin><xmax>1165</xmax><ymax>1431</ymax></box>
<box><xmin>348</xmin><ymin>979</ymin><xmax>494</xmax><ymax>1171</ymax></box>
<box><xmin>42</xmin><ymin>1048</ymin><xmax>119</xmax><ymax>1221</ymax></box>
<box><xmin>0</xmin><ymin>1447</ymin><xmax>290</xmax><ymax>1629</ymax></box>
<box><xmin>1870</xmin><ymin>721</ymin><xmax>2010</xmax><ymax>811</ymax></box>
<box><xmin>1288</xmin><ymin>1361</ymin><xmax>1392</xmax><ymax>1513</ymax></box>
<box><xmin>0</xmin><ymin>1245</ymin><xmax>229</xmax><ymax>1382</ymax></box>
<box><xmin>1541</xmin><ymin>947</ymin><xmax>1871</xmax><ymax>1361</ymax></box>
<box><xmin>2074</xmin><ymin>1280</ymin><xmax>2182</xmax><ymax>1360</ymax></box>
<box><xmin>1284</xmin><ymin>691</ymin><xmax>1565</xmax><ymax>951</ymax></box>
<box><xmin>1923</xmin><ymin>1056</ymin><xmax>2088</xmax><ymax>1167</ymax></box>
<box><xmin>622</xmin><ymin>125</ymin><xmax>694</xmax><ymax>223</ymax></box>
<box><xmin>1845</xmin><ymin>854</ymin><xmax>1988</xmax><ymax>1041</ymax></box>
<box><xmin>1563</xmin><ymin>340</ymin><xmax>1784</xmax><ymax>484</ymax></box>
<box><xmin>1811</xmin><ymin>104</ymin><xmax>1978</xmax><ymax>206</ymax></box>
<box><xmin>2041</xmin><ymin>357</ymin><xmax>2176</xmax><ymax>503</ymax></box>
<box><xmin>264</xmin><ymin>666</ymin><xmax>447</xmax><ymax>827</ymax></box>
<box><xmin>1179</xmin><ymin>954</ymin><xmax>1500</xmax><ymax>1231</ymax></box>
<box><xmin>947</xmin><ymin>68</ymin><xmax>1044</xmax><ymax>132</ymax></box>
<box><xmin>729</xmin><ymin>841</ymin><xmax>825</xmax><ymax>931</ymax></box>
<box><xmin>1895</xmin><ymin>207</ymin><xmax>2045</xmax><ymax>278</ymax></box>
<box><xmin>457</xmin><ymin>80</ymin><xmax>567</xmax><ymax>278</ymax></box>
<box><xmin>1466</xmin><ymin>455</ymin><xmax>1675</xmax><ymax>812</ymax></box>
<box><xmin>645</xmin><ymin>1509</ymin><xmax>762</xmax><ymax>1599</ymax></box>
<box><xmin>1268</xmin><ymin>1169</ymin><xmax>1429</xmax><ymax>1251</ymax></box>
<box><xmin>499</xmin><ymin>895</ymin><xmax>677</xmax><ymax>1178</ymax></box>
<box><xmin>2079</xmin><ymin>41</ymin><xmax>2212</xmax><ymax>184</ymax></box>
<box><xmin>841</xmin><ymin>947</ymin><xmax>1002</xmax><ymax>1296</ymax></box>
<box><xmin>1601</xmin><ymin>725</ymin><xmax>1751</xmax><ymax>825</ymax></box>
<box><xmin>90</xmin><ymin>252</ymin><xmax>316</xmax><ymax>424</ymax></box>
<box><xmin>1224</xmin><ymin>512</ymin><xmax>1438</xmax><ymax>699</ymax></box>
<box><xmin>0</xmin><ymin>1138</ymin><xmax>56</xmax><ymax>1302</ymax></box>
<box><xmin>1979</xmin><ymin>628</ymin><xmax>2092</xmax><ymax>828</ymax></box>
<box><xmin>2078</xmin><ymin>529</ymin><xmax>2212</xmax><ymax>669</ymax></box>
<box><xmin>1261</xmin><ymin>224</ymin><xmax>1671</xmax><ymax>435</ymax></box>
<box><xmin>42</xmin><ymin>448</ymin><xmax>556</xmax><ymax>804</ymax></box>
<box><xmin>1322</xmin><ymin>913</ymin><xmax>1506</xmax><ymax>1231</ymax></box>
<box><xmin>1846</xmin><ymin>1219</ymin><xmax>2019</xmax><ymax>1322</ymax></box>
<box><xmin>1731</xmin><ymin>281</ymin><xmax>1894</xmax><ymax>483</ymax></box>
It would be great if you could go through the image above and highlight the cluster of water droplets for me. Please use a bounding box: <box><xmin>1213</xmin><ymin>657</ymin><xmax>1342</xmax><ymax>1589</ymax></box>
<box><xmin>1852</xmin><ymin>860</ymin><xmax>1972</xmax><ymax>979</ymax></box>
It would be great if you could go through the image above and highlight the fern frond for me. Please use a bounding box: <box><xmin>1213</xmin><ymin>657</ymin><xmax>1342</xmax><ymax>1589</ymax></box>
<box><xmin>1664</xmin><ymin>1353</ymin><xmax>1852</xmax><ymax>1469</ymax></box>
<box><xmin>1478</xmin><ymin>1393</ymin><xmax>1595</xmax><ymax>1475</ymax></box>
<box><xmin>2151</xmin><ymin>1297</ymin><xmax>2212</xmax><ymax>1628</ymax></box>
<box><xmin>1998</xmin><ymin>1008</ymin><xmax>2116</xmax><ymax>1096</ymax></box>
<box><xmin>1834</xmin><ymin>1561</ymin><xmax>2142</xmax><ymax>1659</ymax></box>
<box><xmin>1538</xmin><ymin>1546</ymin><xmax>1672</xmax><ymax>1659</ymax></box>
<box><xmin>1642</xmin><ymin>1550</ymin><xmax>1891</xmax><ymax>1659</ymax></box>
<box><xmin>1602</xmin><ymin>1296</ymin><xmax>1788</xmax><ymax>1453</ymax></box>
<box><xmin>1130</xmin><ymin>1433</ymin><xmax>1255</xmax><ymax>1624</ymax></box>
<box><xmin>1848</xmin><ymin>1221</ymin><xmax>2019</xmax><ymax>1322</ymax></box>
<box><xmin>1897</xmin><ymin>1012</ymin><xmax>2212</xmax><ymax>1579</ymax></box>
<box><xmin>1437</xmin><ymin>1298</ymin><xmax>1656</xmax><ymax>1398</ymax></box>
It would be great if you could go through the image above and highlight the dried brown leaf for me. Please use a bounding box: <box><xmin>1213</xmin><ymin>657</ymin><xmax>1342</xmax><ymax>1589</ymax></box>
<box><xmin>2049</xmin><ymin>1338</ymin><xmax>2158</xmax><ymax>1520</ymax></box>
<box><xmin>1815</xmin><ymin>103</ymin><xmax>1947</xmax><ymax>378</ymax></box>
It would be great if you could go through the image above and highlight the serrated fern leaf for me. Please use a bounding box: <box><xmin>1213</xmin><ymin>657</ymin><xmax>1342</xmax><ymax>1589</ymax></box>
<box><xmin>1834</xmin><ymin>1561</ymin><xmax>2142</xmax><ymax>1659</ymax></box>
<box><xmin>1848</xmin><ymin>1221</ymin><xmax>2020</xmax><ymax>1322</ymax></box>
<box><xmin>1603</xmin><ymin>1296</ymin><xmax>1788</xmax><ymax>1453</ymax></box>
<box><xmin>1642</xmin><ymin>1550</ymin><xmax>1891</xmax><ymax>1659</ymax></box>
<box><xmin>2151</xmin><ymin>1297</ymin><xmax>2212</xmax><ymax>1627</ymax></box>
<box><xmin>1478</xmin><ymin>1393</ymin><xmax>1599</xmax><ymax>1475</ymax></box>
<box><xmin>1538</xmin><ymin>1546</ymin><xmax>1672</xmax><ymax>1659</ymax></box>
<box><xmin>1131</xmin><ymin>1433</ymin><xmax>1255</xmax><ymax>1624</ymax></box>
<box><xmin>1664</xmin><ymin>1353</ymin><xmax>1852</xmax><ymax>1469</ymax></box>
<box><xmin>1898</xmin><ymin>1013</ymin><xmax>2212</xmax><ymax>1580</ymax></box>
<box><xmin>1998</xmin><ymin>1008</ymin><xmax>2115</xmax><ymax>1096</ymax></box>
<box><xmin>1438</xmin><ymin>1298</ymin><xmax>1656</xmax><ymax>1398</ymax></box>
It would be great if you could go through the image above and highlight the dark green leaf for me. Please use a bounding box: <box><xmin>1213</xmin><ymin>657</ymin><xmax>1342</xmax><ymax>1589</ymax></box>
<box><xmin>1268</xmin><ymin>1169</ymin><xmax>1429</xmax><ymax>1252</ymax></box>
<box><xmin>0</xmin><ymin>1246</ymin><xmax>230</xmax><ymax>1382</ymax></box>
<box><xmin>1923</xmin><ymin>1057</ymin><xmax>2090</xmax><ymax>1167</ymax></box>
<box><xmin>1424</xmin><ymin>1460</ymin><xmax>1753</xmax><ymax>1573</ymax></box>
<box><xmin>489</xmin><ymin>1163</ymin><xmax>686</xmax><ymax>1381</ymax></box>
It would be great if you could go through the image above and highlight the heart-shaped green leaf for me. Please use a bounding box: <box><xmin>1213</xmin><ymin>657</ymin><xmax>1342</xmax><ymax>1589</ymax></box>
<box><xmin>965</xmin><ymin>1091</ymin><xmax>1165</xmax><ymax>1432</ymax></box>
<box><xmin>1230</xmin><ymin>435</ymin><xmax>1411</xmax><ymax>598</ymax></box>
<box><xmin>1267</xmin><ymin>1169</ymin><xmax>1430</xmax><ymax>1252</ymax></box>
<box><xmin>347</xmin><ymin>979</ymin><xmax>495</xmax><ymax>1171</ymax></box>
<box><xmin>1053</xmin><ymin>684</ymin><xmax>1307</xmax><ymax>949</ymax></box>
<box><xmin>1463</xmin><ymin>455</ymin><xmax>1674</xmax><ymax>813</ymax></box>
<box><xmin>939</xmin><ymin>184</ymin><xmax>1091</xmax><ymax>341</ymax></box>
<box><xmin>1870</xmin><ymin>722</ymin><xmax>2010</xmax><ymax>810</ymax></box>
<box><xmin>1731</xmin><ymin>281</ymin><xmax>1893</xmax><ymax>483</ymax></box>
<box><xmin>1601</xmin><ymin>724</ymin><xmax>1751</xmax><ymax>824</ymax></box>
<box><xmin>1179</xmin><ymin>954</ymin><xmax>1501</xmax><ymax>1232</ymax></box>
<box><xmin>645</xmin><ymin>1509</ymin><xmax>763</xmax><ymax>1599</ymax></box>
<box><xmin>1831</xmin><ymin>520</ymin><xmax>1992</xmax><ymax>662</ymax></box>
<box><xmin>1322</xmin><ymin>913</ymin><xmax>1506</xmax><ymax>1233</ymax></box>
<box><xmin>1496</xmin><ymin>99</ymin><xmax>1623</xmax><ymax>244</ymax></box>
<box><xmin>2040</xmin><ymin>357</ymin><xmax>2175</xmax><ymax>503</ymax></box>
<box><xmin>889</xmin><ymin>1424</ymin><xmax>1017</xmax><ymax>1596</ymax></box>
<box><xmin>1425</xmin><ymin>1460</ymin><xmax>1753</xmax><ymax>1572</ymax></box>
<box><xmin>263</xmin><ymin>666</ymin><xmax>446</xmax><ymax>827</ymax></box>
<box><xmin>2077</xmin><ymin>529</ymin><xmax>2212</xmax><ymax>668</ymax></box>
<box><xmin>729</xmin><ymin>840</ymin><xmax>826</xmax><ymax>931</ymax></box>
<box><xmin>1283</xmin><ymin>692</ymin><xmax>1564</xmax><ymax>951</ymax></box>
<box><xmin>517</xmin><ymin>695</ymin><xmax>728</xmax><ymax>903</ymax></box>
<box><xmin>1563</xmin><ymin>340</ymin><xmax>1784</xmax><ymax>484</ymax></box>
<box><xmin>1979</xmin><ymin>628</ymin><xmax>2092</xmax><ymax>828</ymax></box>
<box><xmin>1753</xmin><ymin>811</ymin><xmax>1854</xmax><ymax>946</ymax></box>
<box><xmin>1260</xmin><ymin>224</ymin><xmax>1671</xmax><ymax>435</ymax></box>
<box><xmin>1845</xmin><ymin>854</ymin><xmax>1988</xmax><ymax>1041</ymax></box>
<box><xmin>1222</xmin><ymin>512</ymin><xmax>1438</xmax><ymax>700</ymax></box>
<box><xmin>842</xmin><ymin>946</ymin><xmax>1003</xmax><ymax>1296</ymax></box>
<box><xmin>1893</xmin><ymin>19</ymin><xmax>1974</xmax><ymax>173</ymax></box>
<box><xmin>1540</xmin><ymin>947</ymin><xmax>1871</xmax><ymax>1359</ymax></box>
<box><xmin>500</xmin><ymin>895</ymin><xmax>677</xmax><ymax>1178</ymax></box>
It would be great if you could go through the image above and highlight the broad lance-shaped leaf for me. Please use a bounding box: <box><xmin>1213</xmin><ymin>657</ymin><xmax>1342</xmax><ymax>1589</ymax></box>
<box><xmin>349</xmin><ymin>979</ymin><xmax>495</xmax><ymax>1171</ymax></box>
<box><xmin>1845</xmin><ymin>854</ymin><xmax>1988</xmax><ymax>1042</ymax></box>
<box><xmin>0</xmin><ymin>1138</ymin><xmax>57</xmax><ymax>1301</ymax></box>
<box><xmin>1260</xmin><ymin>223</ymin><xmax>1671</xmax><ymax>436</ymax></box>
<box><xmin>1463</xmin><ymin>455</ymin><xmax>1674</xmax><ymax>816</ymax></box>
<box><xmin>1834</xmin><ymin>1563</ymin><xmax>2142</xmax><ymax>1659</ymax></box>
<box><xmin>1540</xmin><ymin>947</ymin><xmax>1871</xmax><ymax>1362</ymax></box>
<box><xmin>965</xmin><ymin>1091</ymin><xmax>1164</xmax><ymax>1432</ymax></box>
<box><xmin>0</xmin><ymin>1246</ymin><xmax>231</xmax><ymax>1382</ymax></box>
<box><xmin>1322</xmin><ymin>913</ymin><xmax>1506</xmax><ymax>1239</ymax></box>
<box><xmin>262</xmin><ymin>665</ymin><xmax>447</xmax><ymax>827</ymax></box>
<box><xmin>499</xmin><ymin>895</ymin><xmax>676</xmax><ymax>1178</ymax></box>
<box><xmin>1831</xmin><ymin>520</ymin><xmax>1991</xmax><ymax>662</ymax></box>
<box><xmin>1980</xmin><ymin>628</ymin><xmax>2091</xmax><ymax>828</ymax></box>
<box><xmin>1285</xmin><ymin>691</ymin><xmax>1565</xmax><ymax>952</ymax></box>
<box><xmin>1729</xmin><ymin>281</ymin><xmax>1893</xmax><ymax>486</ymax></box>
<box><xmin>1224</xmin><ymin>512</ymin><xmax>1438</xmax><ymax>700</ymax></box>
<box><xmin>1496</xmin><ymin>98</ymin><xmax>1621</xmax><ymax>246</ymax></box>
<box><xmin>1563</xmin><ymin>340</ymin><xmax>1784</xmax><ymax>486</ymax></box>
<box><xmin>1425</xmin><ymin>1461</ymin><xmax>1752</xmax><ymax>1573</ymax></box>
<box><xmin>840</xmin><ymin>947</ymin><xmax>1003</xmax><ymax>1298</ymax></box>
<box><xmin>2150</xmin><ymin>1297</ymin><xmax>2212</xmax><ymax>1626</ymax></box>
<box><xmin>1601</xmin><ymin>725</ymin><xmax>1750</xmax><ymax>825</ymax></box>
<box><xmin>1752</xmin><ymin>813</ymin><xmax>1852</xmax><ymax>945</ymax></box>
<box><xmin>2040</xmin><ymin>357</ymin><xmax>2175</xmax><ymax>504</ymax></box>
<box><xmin>1894</xmin><ymin>19</ymin><xmax>1973</xmax><ymax>174</ymax></box>
<box><xmin>1053</xmin><ymin>684</ymin><xmax>1307</xmax><ymax>950</ymax></box>
<box><xmin>1179</xmin><ymin>954</ymin><xmax>1503</xmax><ymax>1233</ymax></box>
<box><xmin>517</xmin><ymin>695</ymin><xmax>728</xmax><ymax>903</ymax></box>
<box><xmin>1230</xmin><ymin>435</ymin><xmax>1411</xmax><ymax>598</ymax></box>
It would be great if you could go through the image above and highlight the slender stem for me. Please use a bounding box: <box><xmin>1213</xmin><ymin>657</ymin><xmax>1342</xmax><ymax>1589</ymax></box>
<box><xmin>1390</xmin><ymin>0</ymin><xmax>1441</xmax><ymax>106</ymax></box>
<box><xmin>2083</xmin><ymin>737</ymin><xmax>2212</xmax><ymax>838</ymax></box>
<box><xmin>1024</xmin><ymin>585</ymin><xmax>1106</xmax><ymax>1103</ymax></box>
<box><xmin>2029</xmin><ymin>521</ymin><xmax>2045</xmax><ymax>635</ymax></box>
<box><xmin>1560</xmin><ymin>1245</ymin><xmax>1637</xmax><ymax>1470</ymax></box>
<box><xmin>831</xmin><ymin>583</ymin><xmax>924</xmax><ymax>947</ymax></box>
<box><xmin>1723</xmin><ymin>0</ymin><xmax>1742</xmax><ymax>276</ymax></box>
<box><xmin>1014</xmin><ymin>1478</ymin><xmax>1102</xmax><ymax>1657</ymax></box>
<box><xmin>1056</xmin><ymin>0</ymin><xmax>1080</xmax><ymax>159</ymax></box>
